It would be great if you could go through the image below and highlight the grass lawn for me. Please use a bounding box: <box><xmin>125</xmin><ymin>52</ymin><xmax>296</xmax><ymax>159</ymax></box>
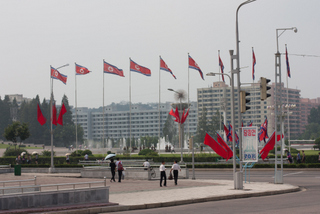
<box><xmin>303</xmin><ymin>150</ymin><xmax>320</xmax><ymax>155</ymax></box>
<box><xmin>0</xmin><ymin>144</ymin><xmax>42</xmax><ymax>150</ymax></box>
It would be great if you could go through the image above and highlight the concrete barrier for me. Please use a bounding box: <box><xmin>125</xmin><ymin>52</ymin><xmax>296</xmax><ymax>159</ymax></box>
<box><xmin>0</xmin><ymin>186</ymin><xmax>109</xmax><ymax>210</ymax></box>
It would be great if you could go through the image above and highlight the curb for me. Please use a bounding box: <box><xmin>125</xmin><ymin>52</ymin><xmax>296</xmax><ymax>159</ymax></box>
<box><xmin>45</xmin><ymin>186</ymin><xmax>301</xmax><ymax>214</ymax></box>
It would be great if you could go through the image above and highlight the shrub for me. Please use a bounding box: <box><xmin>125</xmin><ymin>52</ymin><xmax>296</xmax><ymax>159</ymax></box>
<box><xmin>138</xmin><ymin>149</ymin><xmax>158</xmax><ymax>156</ymax></box>
<box><xmin>41</xmin><ymin>150</ymin><xmax>55</xmax><ymax>156</ymax></box>
<box><xmin>3</xmin><ymin>148</ymin><xmax>28</xmax><ymax>157</ymax></box>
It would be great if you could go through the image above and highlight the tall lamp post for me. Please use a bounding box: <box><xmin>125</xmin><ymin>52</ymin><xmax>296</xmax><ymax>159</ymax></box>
<box><xmin>168</xmin><ymin>88</ymin><xmax>185</xmax><ymax>164</ymax></box>
<box><xmin>274</xmin><ymin>27</ymin><xmax>297</xmax><ymax>184</ymax></box>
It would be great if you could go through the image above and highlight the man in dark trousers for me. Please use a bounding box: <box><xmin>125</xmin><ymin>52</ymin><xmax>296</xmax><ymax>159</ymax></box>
<box><xmin>159</xmin><ymin>160</ymin><xmax>166</xmax><ymax>187</ymax></box>
<box><xmin>116</xmin><ymin>158</ymin><xmax>123</xmax><ymax>182</ymax></box>
<box><xmin>170</xmin><ymin>160</ymin><xmax>181</xmax><ymax>185</ymax></box>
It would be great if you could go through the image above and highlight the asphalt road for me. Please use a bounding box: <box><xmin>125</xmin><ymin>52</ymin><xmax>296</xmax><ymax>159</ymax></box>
<box><xmin>112</xmin><ymin>169</ymin><xmax>320</xmax><ymax>214</ymax></box>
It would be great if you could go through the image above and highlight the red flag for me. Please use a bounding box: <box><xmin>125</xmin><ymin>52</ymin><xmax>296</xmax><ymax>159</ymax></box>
<box><xmin>252</xmin><ymin>48</ymin><xmax>256</xmax><ymax>80</ymax></box>
<box><xmin>223</xmin><ymin>123</ymin><xmax>231</xmax><ymax>141</ymax></box>
<box><xmin>37</xmin><ymin>104</ymin><xmax>46</xmax><ymax>126</ymax></box>
<box><xmin>219</xmin><ymin>56</ymin><xmax>225</xmax><ymax>82</ymax></box>
<box><xmin>258</xmin><ymin>118</ymin><xmax>268</xmax><ymax>142</ymax></box>
<box><xmin>104</xmin><ymin>60</ymin><xmax>124</xmax><ymax>77</ymax></box>
<box><xmin>259</xmin><ymin>131</ymin><xmax>275</xmax><ymax>160</ymax></box>
<box><xmin>174</xmin><ymin>107</ymin><xmax>180</xmax><ymax>123</ymax></box>
<box><xmin>180</xmin><ymin>108</ymin><xmax>189</xmax><ymax>124</ymax></box>
<box><xmin>286</xmin><ymin>46</ymin><xmax>291</xmax><ymax>78</ymax></box>
<box><xmin>160</xmin><ymin>57</ymin><xmax>176</xmax><ymax>79</ymax></box>
<box><xmin>51</xmin><ymin>66</ymin><xmax>67</xmax><ymax>84</ymax></box>
<box><xmin>57</xmin><ymin>103</ymin><xmax>67</xmax><ymax>126</ymax></box>
<box><xmin>204</xmin><ymin>133</ymin><xmax>233</xmax><ymax>161</ymax></box>
<box><xmin>130</xmin><ymin>59</ymin><xmax>151</xmax><ymax>76</ymax></box>
<box><xmin>188</xmin><ymin>55</ymin><xmax>204</xmax><ymax>80</ymax></box>
<box><xmin>52</xmin><ymin>103</ymin><xmax>57</xmax><ymax>125</ymax></box>
<box><xmin>76</xmin><ymin>63</ymin><xmax>91</xmax><ymax>75</ymax></box>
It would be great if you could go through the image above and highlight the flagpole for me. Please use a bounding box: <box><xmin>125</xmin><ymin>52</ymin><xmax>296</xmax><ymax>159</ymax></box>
<box><xmin>187</xmin><ymin>53</ymin><xmax>190</xmax><ymax>153</ymax></box>
<box><xmin>252</xmin><ymin>47</ymin><xmax>255</xmax><ymax>127</ymax></box>
<box><xmin>286</xmin><ymin>44</ymin><xmax>290</xmax><ymax>152</ymax></box>
<box><xmin>129</xmin><ymin>58</ymin><xmax>132</xmax><ymax>153</ymax></box>
<box><xmin>218</xmin><ymin>50</ymin><xmax>221</xmax><ymax>134</ymax></box>
<box><xmin>102</xmin><ymin>60</ymin><xmax>105</xmax><ymax>151</ymax></box>
<box><xmin>158</xmin><ymin>56</ymin><xmax>161</xmax><ymax>155</ymax></box>
<box><xmin>75</xmin><ymin>63</ymin><xmax>78</xmax><ymax>153</ymax></box>
<box><xmin>49</xmin><ymin>66</ymin><xmax>54</xmax><ymax>173</ymax></box>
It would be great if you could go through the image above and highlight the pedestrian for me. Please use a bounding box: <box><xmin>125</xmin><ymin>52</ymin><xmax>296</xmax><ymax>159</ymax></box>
<box><xmin>297</xmin><ymin>151</ymin><xmax>301</xmax><ymax>163</ymax></box>
<box><xmin>170</xmin><ymin>160</ymin><xmax>181</xmax><ymax>185</ymax></box>
<box><xmin>301</xmin><ymin>150</ymin><xmax>306</xmax><ymax>163</ymax></box>
<box><xmin>35</xmin><ymin>154</ymin><xmax>38</xmax><ymax>164</ymax></box>
<box><xmin>27</xmin><ymin>155</ymin><xmax>31</xmax><ymax>164</ymax></box>
<box><xmin>116</xmin><ymin>158</ymin><xmax>123</xmax><ymax>182</ymax></box>
<box><xmin>143</xmin><ymin>159</ymin><xmax>150</xmax><ymax>170</ymax></box>
<box><xmin>66</xmin><ymin>155</ymin><xmax>70</xmax><ymax>164</ymax></box>
<box><xmin>84</xmin><ymin>153</ymin><xmax>89</xmax><ymax>161</ymax></box>
<box><xmin>318</xmin><ymin>152</ymin><xmax>320</xmax><ymax>163</ymax></box>
<box><xmin>109</xmin><ymin>159</ymin><xmax>116</xmax><ymax>182</ymax></box>
<box><xmin>171</xmin><ymin>146</ymin><xmax>175</xmax><ymax>153</ymax></box>
<box><xmin>159</xmin><ymin>160</ymin><xmax>166</xmax><ymax>187</ymax></box>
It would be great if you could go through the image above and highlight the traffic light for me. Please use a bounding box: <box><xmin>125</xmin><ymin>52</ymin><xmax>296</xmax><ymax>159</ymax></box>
<box><xmin>240</xmin><ymin>91</ymin><xmax>250</xmax><ymax>113</ymax></box>
<box><xmin>260</xmin><ymin>77</ymin><xmax>271</xmax><ymax>101</ymax></box>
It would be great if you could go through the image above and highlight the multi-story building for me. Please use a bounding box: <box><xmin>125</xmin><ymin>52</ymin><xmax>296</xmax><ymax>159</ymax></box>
<box><xmin>7</xmin><ymin>94</ymin><xmax>32</xmax><ymax>106</ymax></box>
<box><xmin>197</xmin><ymin>81</ymin><xmax>301</xmax><ymax>139</ymax></box>
<box><xmin>197</xmin><ymin>81</ymin><xmax>270</xmax><ymax>132</ymax></box>
<box><xmin>72</xmin><ymin>102</ymin><xmax>197</xmax><ymax>141</ymax></box>
<box><xmin>300</xmin><ymin>97</ymin><xmax>320</xmax><ymax>133</ymax></box>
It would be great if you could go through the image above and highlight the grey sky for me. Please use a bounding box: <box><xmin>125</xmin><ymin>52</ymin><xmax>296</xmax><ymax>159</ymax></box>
<box><xmin>0</xmin><ymin>0</ymin><xmax>319</xmax><ymax>108</ymax></box>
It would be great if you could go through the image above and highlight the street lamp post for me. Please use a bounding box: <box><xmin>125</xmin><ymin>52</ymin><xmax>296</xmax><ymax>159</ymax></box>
<box><xmin>168</xmin><ymin>88</ymin><xmax>184</xmax><ymax>163</ymax></box>
<box><xmin>274</xmin><ymin>27</ymin><xmax>297</xmax><ymax>184</ymax></box>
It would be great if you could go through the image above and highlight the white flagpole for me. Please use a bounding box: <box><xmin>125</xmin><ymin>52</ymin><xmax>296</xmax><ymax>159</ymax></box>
<box><xmin>102</xmin><ymin>60</ymin><xmax>105</xmax><ymax>150</ymax></box>
<box><xmin>286</xmin><ymin>44</ymin><xmax>290</xmax><ymax>152</ymax></box>
<box><xmin>75</xmin><ymin>63</ymin><xmax>78</xmax><ymax>152</ymax></box>
<box><xmin>218</xmin><ymin>50</ymin><xmax>221</xmax><ymax>133</ymax></box>
<box><xmin>252</xmin><ymin>47</ymin><xmax>255</xmax><ymax>127</ymax></box>
<box><xmin>187</xmin><ymin>53</ymin><xmax>190</xmax><ymax>148</ymax></box>
<box><xmin>50</xmin><ymin>66</ymin><xmax>54</xmax><ymax>172</ymax></box>
<box><xmin>158</xmin><ymin>56</ymin><xmax>161</xmax><ymax>155</ymax></box>
<box><xmin>129</xmin><ymin>58</ymin><xmax>132</xmax><ymax>153</ymax></box>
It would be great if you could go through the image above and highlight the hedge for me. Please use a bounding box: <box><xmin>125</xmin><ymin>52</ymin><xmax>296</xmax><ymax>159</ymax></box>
<box><xmin>186</xmin><ymin>163</ymin><xmax>320</xmax><ymax>168</ymax></box>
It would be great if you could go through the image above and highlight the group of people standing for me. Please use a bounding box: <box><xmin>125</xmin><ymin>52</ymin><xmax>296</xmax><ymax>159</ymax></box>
<box><xmin>286</xmin><ymin>150</ymin><xmax>306</xmax><ymax>164</ymax></box>
<box><xmin>109</xmin><ymin>158</ymin><xmax>124</xmax><ymax>183</ymax></box>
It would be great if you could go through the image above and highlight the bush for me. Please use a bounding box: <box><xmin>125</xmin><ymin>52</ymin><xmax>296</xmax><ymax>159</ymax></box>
<box><xmin>3</xmin><ymin>148</ymin><xmax>28</xmax><ymax>157</ymax></box>
<box><xmin>138</xmin><ymin>149</ymin><xmax>158</xmax><ymax>157</ymax></box>
<box><xmin>70</xmin><ymin>149</ymin><xmax>93</xmax><ymax>157</ymax></box>
<box><xmin>41</xmin><ymin>150</ymin><xmax>55</xmax><ymax>156</ymax></box>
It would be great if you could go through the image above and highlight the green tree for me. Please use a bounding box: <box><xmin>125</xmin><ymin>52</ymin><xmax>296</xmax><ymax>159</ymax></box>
<box><xmin>314</xmin><ymin>137</ymin><xmax>320</xmax><ymax>150</ymax></box>
<box><xmin>3</xmin><ymin>121</ymin><xmax>30</xmax><ymax>149</ymax></box>
<box><xmin>208</xmin><ymin>109</ymin><xmax>223</xmax><ymax>136</ymax></box>
<box><xmin>0</xmin><ymin>96</ymin><xmax>11</xmax><ymax>140</ymax></box>
<box><xmin>162</xmin><ymin>114</ymin><xmax>177</xmax><ymax>145</ymax></box>
<box><xmin>194</xmin><ymin>107</ymin><xmax>209</xmax><ymax>143</ymax></box>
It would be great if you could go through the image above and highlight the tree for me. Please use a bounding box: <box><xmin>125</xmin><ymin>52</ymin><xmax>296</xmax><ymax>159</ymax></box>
<box><xmin>208</xmin><ymin>109</ymin><xmax>223</xmax><ymax>137</ymax></box>
<box><xmin>140</xmin><ymin>136</ymin><xmax>158</xmax><ymax>148</ymax></box>
<box><xmin>0</xmin><ymin>96</ymin><xmax>11</xmax><ymax>140</ymax></box>
<box><xmin>3</xmin><ymin>121</ymin><xmax>30</xmax><ymax>149</ymax></box>
<box><xmin>162</xmin><ymin>114</ymin><xmax>177</xmax><ymax>145</ymax></box>
<box><xmin>194</xmin><ymin>107</ymin><xmax>209</xmax><ymax>143</ymax></box>
<box><xmin>314</xmin><ymin>137</ymin><xmax>320</xmax><ymax>150</ymax></box>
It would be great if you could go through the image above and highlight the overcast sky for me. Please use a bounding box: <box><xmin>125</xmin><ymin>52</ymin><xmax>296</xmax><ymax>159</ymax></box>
<box><xmin>0</xmin><ymin>0</ymin><xmax>319</xmax><ymax>108</ymax></box>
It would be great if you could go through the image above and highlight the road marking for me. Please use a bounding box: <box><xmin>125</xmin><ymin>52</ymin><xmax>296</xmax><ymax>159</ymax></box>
<box><xmin>272</xmin><ymin>171</ymin><xmax>303</xmax><ymax>178</ymax></box>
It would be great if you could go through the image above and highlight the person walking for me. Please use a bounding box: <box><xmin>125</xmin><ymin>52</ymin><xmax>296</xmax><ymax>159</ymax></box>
<box><xmin>143</xmin><ymin>159</ymin><xmax>150</xmax><ymax>170</ymax></box>
<box><xmin>159</xmin><ymin>160</ymin><xmax>166</xmax><ymax>187</ymax></box>
<box><xmin>297</xmin><ymin>151</ymin><xmax>301</xmax><ymax>163</ymax></box>
<box><xmin>301</xmin><ymin>150</ymin><xmax>306</xmax><ymax>163</ymax></box>
<box><xmin>109</xmin><ymin>159</ymin><xmax>116</xmax><ymax>182</ymax></box>
<box><xmin>84</xmin><ymin>153</ymin><xmax>89</xmax><ymax>161</ymax></box>
<box><xmin>116</xmin><ymin>158</ymin><xmax>123</xmax><ymax>182</ymax></box>
<box><xmin>170</xmin><ymin>160</ymin><xmax>181</xmax><ymax>185</ymax></box>
<box><xmin>66</xmin><ymin>155</ymin><xmax>70</xmax><ymax>164</ymax></box>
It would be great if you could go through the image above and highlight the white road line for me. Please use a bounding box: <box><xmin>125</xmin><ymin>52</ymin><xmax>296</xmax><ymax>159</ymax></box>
<box><xmin>271</xmin><ymin>171</ymin><xmax>303</xmax><ymax>178</ymax></box>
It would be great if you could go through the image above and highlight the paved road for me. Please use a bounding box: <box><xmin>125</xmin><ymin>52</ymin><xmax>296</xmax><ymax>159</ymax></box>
<box><xmin>113</xmin><ymin>169</ymin><xmax>320</xmax><ymax>214</ymax></box>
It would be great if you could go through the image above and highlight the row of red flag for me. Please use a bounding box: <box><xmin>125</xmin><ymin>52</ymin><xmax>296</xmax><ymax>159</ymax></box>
<box><xmin>168</xmin><ymin>106</ymin><xmax>189</xmax><ymax>124</ymax></box>
<box><xmin>37</xmin><ymin>103</ymin><xmax>67</xmax><ymax>126</ymax></box>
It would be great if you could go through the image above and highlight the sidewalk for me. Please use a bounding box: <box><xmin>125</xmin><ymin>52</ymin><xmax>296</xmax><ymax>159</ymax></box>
<box><xmin>0</xmin><ymin>173</ymin><xmax>300</xmax><ymax>214</ymax></box>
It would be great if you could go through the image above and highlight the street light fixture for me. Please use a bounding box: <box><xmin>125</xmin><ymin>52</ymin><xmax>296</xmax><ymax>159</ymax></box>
<box><xmin>168</xmin><ymin>88</ymin><xmax>184</xmax><ymax>163</ymax></box>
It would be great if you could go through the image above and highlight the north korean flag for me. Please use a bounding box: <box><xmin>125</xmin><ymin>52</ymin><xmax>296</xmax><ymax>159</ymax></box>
<box><xmin>188</xmin><ymin>55</ymin><xmax>204</xmax><ymax>80</ymax></box>
<box><xmin>219</xmin><ymin>56</ymin><xmax>225</xmax><ymax>82</ymax></box>
<box><xmin>104</xmin><ymin>61</ymin><xmax>124</xmax><ymax>77</ymax></box>
<box><xmin>160</xmin><ymin>57</ymin><xmax>176</xmax><ymax>79</ymax></box>
<box><xmin>76</xmin><ymin>63</ymin><xmax>91</xmax><ymax>75</ymax></box>
<box><xmin>51</xmin><ymin>66</ymin><xmax>67</xmax><ymax>84</ymax></box>
<box><xmin>130</xmin><ymin>59</ymin><xmax>151</xmax><ymax>76</ymax></box>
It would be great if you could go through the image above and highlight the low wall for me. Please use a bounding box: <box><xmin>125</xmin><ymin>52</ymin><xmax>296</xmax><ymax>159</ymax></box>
<box><xmin>0</xmin><ymin>186</ymin><xmax>109</xmax><ymax>210</ymax></box>
<box><xmin>0</xmin><ymin>168</ymin><xmax>82</xmax><ymax>174</ymax></box>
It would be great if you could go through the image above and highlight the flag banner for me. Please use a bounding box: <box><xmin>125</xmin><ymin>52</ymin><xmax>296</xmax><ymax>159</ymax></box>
<box><xmin>51</xmin><ymin>66</ymin><xmax>67</xmax><ymax>84</ymax></box>
<box><xmin>259</xmin><ymin>131</ymin><xmax>275</xmax><ymax>160</ymax></box>
<box><xmin>258</xmin><ymin>118</ymin><xmax>268</xmax><ymax>142</ymax></box>
<box><xmin>219</xmin><ymin>56</ymin><xmax>225</xmax><ymax>82</ymax></box>
<box><xmin>286</xmin><ymin>46</ymin><xmax>291</xmax><ymax>78</ymax></box>
<box><xmin>204</xmin><ymin>133</ymin><xmax>233</xmax><ymax>161</ymax></box>
<box><xmin>104</xmin><ymin>61</ymin><xmax>124</xmax><ymax>77</ymax></box>
<box><xmin>57</xmin><ymin>103</ymin><xmax>67</xmax><ymax>126</ymax></box>
<box><xmin>160</xmin><ymin>57</ymin><xmax>176</xmax><ymax>79</ymax></box>
<box><xmin>174</xmin><ymin>106</ymin><xmax>180</xmax><ymax>123</ymax></box>
<box><xmin>130</xmin><ymin>59</ymin><xmax>151</xmax><ymax>76</ymax></box>
<box><xmin>52</xmin><ymin>103</ymin><xmax>57</xmax><ymax>125</ymax></box>
<box><xmin>242</xmin><ymin>126</ymin><xmax>258</xmax><ymax>162</ymax></box>
<box><xmin>75</xmin><ymin>63</ymin><xmax>91</xmax><ymax>75</ymax></box>
<box><xmin>222</xmin><ymin>122</ymin><xmax>231</xmax><ymax>141</ymax></box>
<box><xmin>188</xmin><ymin>55</ymin><xmax>204</xmax><ymax>80</ymax></box>
<box><xmin>180</xmin><ymin>108</ymin><xmax>189</xmax><ymax>124</ymax></box>
<box><xmin>169</xmin><ymin>108</ymin><xmax>179</xmax><ymax>123</ymax></box>
<box><xmin>247</xmin><ymin>121</ymin><xmax>253</xmax><ymax>127</ymax></box>
<box><xmin>37</xmin><ymin>104</ymin><xmax>47</xmax><ymax>126</ymax></box>
<box><xmin>229</xmin><ymin>123</ymin><xmax>239</xmax><ymax>144</ymax></box>
<box><xmin>252</xmin><ymin>49</ymin><xmax>256</xmax><ymax>80</ymax></box>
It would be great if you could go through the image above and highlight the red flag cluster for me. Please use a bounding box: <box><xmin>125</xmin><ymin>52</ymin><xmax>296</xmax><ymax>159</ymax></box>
<box><xmin>259</xmin><ymin>131</ymin><xmax>284</xmax><ymax>160</ymax></box>
<box><xmin>168</xmin><ymin>107</ymin><xmax>189</xmax><ymax>124</ymax></box>
<box><xmin>204</xmin><ymin>133</ymin><xmax>233</xmax><ymax>161</ymax></box>
<box><xmin>37</xmin><ymin>103</ymin><xmax>67</xmax><ymax>126</ymax></box>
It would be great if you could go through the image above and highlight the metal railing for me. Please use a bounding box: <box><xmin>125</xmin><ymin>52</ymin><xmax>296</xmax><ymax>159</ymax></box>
<box><xmin>0</xmin><ymin>176</ymin><xmax>37</xmax><ymax>187</ymax></box>
<box><xmin>0</xmin><ymin>177</ymin><xmax>107</xmax><ymax>196</ymax></box>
